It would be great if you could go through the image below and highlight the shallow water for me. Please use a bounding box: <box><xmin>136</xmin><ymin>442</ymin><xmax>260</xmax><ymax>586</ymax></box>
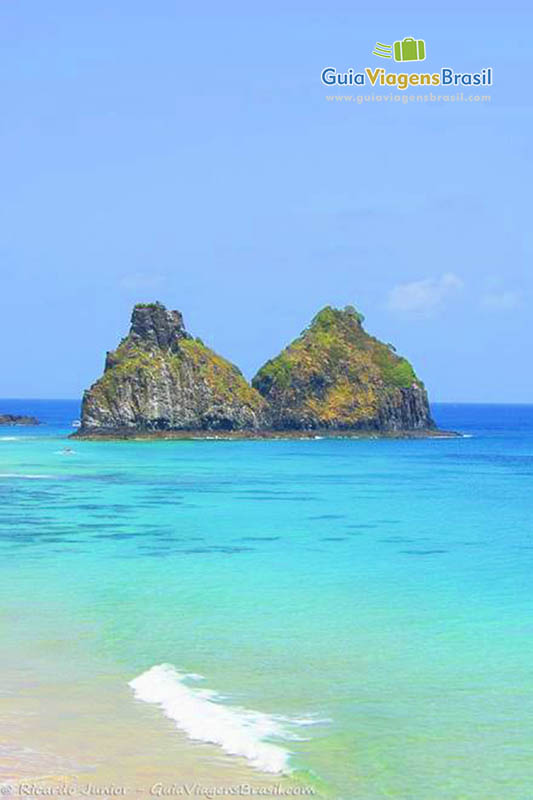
<box><xmin>1</xmin><ymin>400</ymin><xmax>532</xmax><ymax>799</ymax></box>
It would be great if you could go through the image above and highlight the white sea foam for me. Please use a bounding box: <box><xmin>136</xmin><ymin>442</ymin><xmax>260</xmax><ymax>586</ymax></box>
<box><xmin>0</xmin><ymin>436</ymin><xmax>21</xmax><ymax>441</ymax></box>
<box><xmin>0</xmin><ymin>473</ymin><xmax>53</xmax><ymax>479</ymax></box>
<box><xmin>129</xmin><ymin>664</ymin><xmax>322</xmax><ymax>773</ymax></box>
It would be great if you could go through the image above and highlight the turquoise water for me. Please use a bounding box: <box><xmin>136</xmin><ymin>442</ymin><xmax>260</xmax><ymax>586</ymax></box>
<box><xmin>1</xmin><ymin>401</ymin><xmax>533</xmax><ymax>798</ymax></box>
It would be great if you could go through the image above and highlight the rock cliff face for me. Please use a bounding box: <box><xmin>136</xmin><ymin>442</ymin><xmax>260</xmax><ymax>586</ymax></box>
<box><xmin>78</xmin><ymin>302</ymin><xmax>267</xmax><ymax>434</ymax></box>
<box><xmin>252</xmin><ymin>306</ymin><xmax>434</xmax><ymax>432</ymax></box>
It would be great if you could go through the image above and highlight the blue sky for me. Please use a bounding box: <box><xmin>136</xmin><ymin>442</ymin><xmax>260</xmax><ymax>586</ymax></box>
<box><xmin>1</xmin><ymin>1</ymin><xmax>531</xmax><ymax>401</ymax></box>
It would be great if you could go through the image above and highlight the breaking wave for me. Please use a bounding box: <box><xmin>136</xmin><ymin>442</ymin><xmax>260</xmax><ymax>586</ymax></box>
<box><xmin>129</xmin><ymin>664</ymin><xmax>325</xmax><ymax>774</ymax></box>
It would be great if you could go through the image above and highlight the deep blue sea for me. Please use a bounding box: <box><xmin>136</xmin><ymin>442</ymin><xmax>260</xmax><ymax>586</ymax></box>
<box><xmin>1</xmin><ymin>400</ymin><xmax>532</xmax><ymax>799</ymax></box>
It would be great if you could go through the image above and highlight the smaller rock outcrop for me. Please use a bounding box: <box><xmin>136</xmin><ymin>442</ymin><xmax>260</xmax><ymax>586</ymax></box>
<box><xmin>0</xmin><ymin>414</ymin><xmax>40</xmax><ymax>426</ymax></box>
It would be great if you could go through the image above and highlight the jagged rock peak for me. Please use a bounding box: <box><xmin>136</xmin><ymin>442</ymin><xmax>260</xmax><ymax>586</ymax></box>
<box><xmin>129</xmin><ymin>302</ymin><xmax>189</xmax><ymax>351</ymax></box>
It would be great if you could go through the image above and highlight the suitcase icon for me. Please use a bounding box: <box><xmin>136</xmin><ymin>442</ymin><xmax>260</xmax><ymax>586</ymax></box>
<box><xmin>393</xmin><ymin>37</ymin><xmax>426</xmax><ymax>62</ymax></box>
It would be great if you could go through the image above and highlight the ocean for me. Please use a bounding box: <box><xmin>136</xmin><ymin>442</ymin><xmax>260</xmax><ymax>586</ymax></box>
<box><xmin>0</xmin><ymin>400</ymin><xmax>532</xmax><ymax>799</ymax></box>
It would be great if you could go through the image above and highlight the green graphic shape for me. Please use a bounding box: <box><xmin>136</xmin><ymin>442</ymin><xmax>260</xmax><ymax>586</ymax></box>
<box><xmin>372</xmin><ymin>41</ymin><xmax>392</xmax><ymax>59</ymax></box>
<box><xmin>393</xmin><ymin>37</ymin><xmax>426</xmax><ymax>62</ymax></box>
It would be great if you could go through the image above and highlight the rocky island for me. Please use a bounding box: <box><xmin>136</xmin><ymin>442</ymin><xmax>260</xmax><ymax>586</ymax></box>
<box><xmin>74</xmin><ymin>301</ymin><xmax>442</xmax><ymax>439</ymax></box>
<box><xmin>0</xmin><ymin>413</ymin><xmax>40</xmax><ymax>426</ymax></box>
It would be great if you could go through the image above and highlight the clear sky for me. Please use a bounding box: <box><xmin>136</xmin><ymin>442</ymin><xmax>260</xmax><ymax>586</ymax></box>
<box><xmin>1</xmin><ymin>1</ymin><xmax>531</xmax><ymax>401</ymax></box>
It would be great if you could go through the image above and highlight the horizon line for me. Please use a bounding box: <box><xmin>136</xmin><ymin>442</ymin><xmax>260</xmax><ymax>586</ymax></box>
<box><xmin>2</xmin><ymin>397</ymin><xmax>533</xmax><ymax>406</ymax></box>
